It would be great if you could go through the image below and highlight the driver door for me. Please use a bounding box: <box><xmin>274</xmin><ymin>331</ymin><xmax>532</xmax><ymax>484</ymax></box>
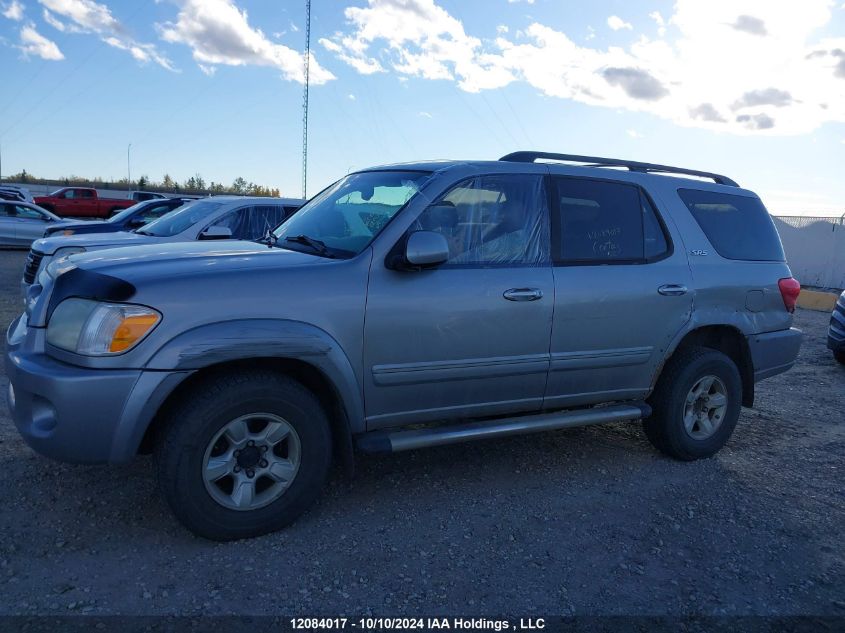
<box><xmin>363</xmin><ymin>173</ymin><xmax>554</xmax><ymax>429</ymax></box>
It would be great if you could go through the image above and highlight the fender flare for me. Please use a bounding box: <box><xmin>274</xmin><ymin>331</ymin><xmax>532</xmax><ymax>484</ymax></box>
<box><xmin>651</xmin><ymin>316</ymin><xmax>755</xmax><ymax>406</ymax></box>
<box><xmin>143</xmin><ymin>318</ymin><xmax>365</xmax><ymax>446</ymax></box>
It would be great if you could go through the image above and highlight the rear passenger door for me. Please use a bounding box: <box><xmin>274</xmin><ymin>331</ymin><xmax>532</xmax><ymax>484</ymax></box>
<box><xmin>76</xmin><ymin>189</ymin><xmax>98</xmax><ymax>216</ymax></box>
<box><xmin>544</xmin><ymin>176</ymin><xmax>693</xmax><ymax>408</ymax></box>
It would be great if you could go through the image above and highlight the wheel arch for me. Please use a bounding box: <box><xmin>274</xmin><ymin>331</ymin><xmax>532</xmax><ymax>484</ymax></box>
<box><xmin>134</xmin><ymin>319</ymin><xmax>363</xmax><ymax>475</ymax></box>
<box><xmin>654</xmin><ymin>324</ymin><xmax>755</xmax><ymax>407</ymax></box>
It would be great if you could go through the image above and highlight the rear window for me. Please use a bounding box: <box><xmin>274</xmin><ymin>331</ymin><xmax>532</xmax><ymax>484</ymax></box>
<box><xmin>678</xmin><ymin>189</ymin><xmax>784</xmax><ymax>261</ymax></box>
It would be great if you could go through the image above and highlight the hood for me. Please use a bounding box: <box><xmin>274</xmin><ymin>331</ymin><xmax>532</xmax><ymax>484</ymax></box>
<box><xmin>66</xmin><ymin>240</ymin><xmax>326</xmax><ymax>284</ymax></box>
<box><xmin>44</xmin><ymin>219</ymin><xmax>109</xmax><ymax>233</ymax></box>
<box><xmin>32</xmin><ymin>230</ymin><xmax>153</xmax><ymax>255</ymax></box>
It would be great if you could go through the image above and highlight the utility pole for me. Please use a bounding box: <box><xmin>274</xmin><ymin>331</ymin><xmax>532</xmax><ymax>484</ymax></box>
<box><xmin>127</xmin><ymin>143</ymin><xmax>132</xmax><ymax>189</ymax></box>
<box><xmin>302</xmin><ymin>0</ymin><xmax>311</xmax><ymax>199</ymax></box>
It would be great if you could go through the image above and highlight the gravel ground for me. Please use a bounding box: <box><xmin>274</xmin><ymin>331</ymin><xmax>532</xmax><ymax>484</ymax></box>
<box><xmin>0</xmin><ymin>248</ymin><xmax>842</xmax><ymax>617</ymax></box>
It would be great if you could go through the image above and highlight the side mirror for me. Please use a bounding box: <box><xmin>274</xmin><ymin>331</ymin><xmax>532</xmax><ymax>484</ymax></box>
<box><xmin>404</xmin><ymin>231</ymin><xmax>449</xmax><ymax>268</ymax></box>
<box><xmin>199</xmin><ymin>226</ymin><xmax>233</xmax><ymax>240</ymax></box>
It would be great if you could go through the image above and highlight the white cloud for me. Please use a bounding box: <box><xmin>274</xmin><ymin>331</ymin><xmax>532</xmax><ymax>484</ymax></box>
<box><xmin>348</xmin><ymin>93</ymin><xmax>356</xmax><ymax>100</ymax></box>
<box><xmin>159</xmin><ymin>0</ymin><xmax>333</xmax><ymax>84</ymax></box>
<box><xmin>320</xmin><ymin>0</ymin><xmax>512</xmax><ymax>91</ymax></box>
<box><xmin>626</xmin><ymin>129</ymin><xmax>644</xmax><ymax>138</ymax></box>
<box><xmin>39</xmin><ymin>0</ymin><xmax>174</xmax><ymax>70</ymax></box>
<box><xmin>18</xmin><ymin>22</ymin><xmax>63</xmax><ymax>59</ymax></box>
<box><xmin>649</xmin><ymin>10</ymin><xmax>667</xmax><ymax>36</ymax></box>
<box><xmin>42</xmin><ymin>8</ymin><xmax>70</xmax><ymax>30</ymax></box>
<box><xmin>2</xmin><ymin>0</ymin><xmax>25</xmax><ymax>20</ymax></box>
<box><xmin>418</xmin><ymin>110</ymin><xmax>432</xmax><ymax>118</ymax></box>
<box><xmin>507</xmin><ymin>0</ymin><xmax>534</xmax><ymax>4</ymax></box>
<box><xmin>103</xmin><ymin>36</ymin><xmax>173</xmax><ymax>69</ymax></box>
<box><xmin>607</xmin><ymin>15</ymin><xmax>633</xmax><ymax>31</ymax></box>
<box><xmin>322</xmin><ymin>0</ymin><xmax>845</xmax><ymax>136</ymax></box>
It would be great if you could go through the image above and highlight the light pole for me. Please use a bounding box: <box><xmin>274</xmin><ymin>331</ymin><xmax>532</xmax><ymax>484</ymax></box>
<box><xmin>127</xmin><ymin>143</ymin><xmax>132</xmax><ymax>189</ymax></box>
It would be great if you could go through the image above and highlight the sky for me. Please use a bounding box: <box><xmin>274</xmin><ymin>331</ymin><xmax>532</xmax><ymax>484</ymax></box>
<box><xmin>0</xmin><ymin>0</ymin><xmax>844</xmax><ymax>216</ymax></box>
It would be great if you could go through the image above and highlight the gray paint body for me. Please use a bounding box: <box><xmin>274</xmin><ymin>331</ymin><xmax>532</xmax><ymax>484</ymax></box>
<box><xmin>6</xmin><ymin>160</ymin><xmax>802</xmax><ymax>464</ymax></box>
<box><xmin>0</xmin><ymin>202</ymin><xmax>70</xmax><ymax>247</ymax></box>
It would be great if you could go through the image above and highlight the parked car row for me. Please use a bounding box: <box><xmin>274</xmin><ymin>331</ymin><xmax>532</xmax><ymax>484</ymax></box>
<box><xmin>4</xmin><ymin>152</ymin><xmax>811</xmax><ymax>541</ymax></box>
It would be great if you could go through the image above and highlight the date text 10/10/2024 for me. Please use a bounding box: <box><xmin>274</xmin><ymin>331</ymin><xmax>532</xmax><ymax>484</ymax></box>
<box><xmin>290</xmin><ymin>618</ymin><xmax>546</xmax><ymax>630</ymax></box>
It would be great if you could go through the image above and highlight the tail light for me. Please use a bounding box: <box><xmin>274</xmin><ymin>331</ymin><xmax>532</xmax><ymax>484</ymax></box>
<box><xmin>778</xmin><ymin>277</ymin><xmax>800</xmax><ymax>313</ymax></box>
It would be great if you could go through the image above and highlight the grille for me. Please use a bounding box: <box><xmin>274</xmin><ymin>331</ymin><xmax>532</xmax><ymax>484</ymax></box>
<box><xmin>23</xmin><ymin>250</ymin><xmax>44</xmax><ymax>284</ymax></box>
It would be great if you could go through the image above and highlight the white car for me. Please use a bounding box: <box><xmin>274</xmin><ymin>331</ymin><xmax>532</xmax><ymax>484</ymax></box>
<box><xmin>22</xmin><ymin>196</ymin><xmax>303</xmax><ymax>297</ymax></box>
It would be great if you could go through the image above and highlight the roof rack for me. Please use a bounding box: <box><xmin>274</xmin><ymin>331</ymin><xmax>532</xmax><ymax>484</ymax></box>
<box><xmin>499</xmin><ymin>151</ymin><xmax>739</xmax><ymax>187</ymax></box>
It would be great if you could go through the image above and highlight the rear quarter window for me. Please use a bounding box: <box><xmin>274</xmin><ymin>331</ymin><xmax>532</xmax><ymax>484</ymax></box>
<box><xmin>677</xmin><ymin>189</ymin><xmax>785</xmax><ymax>261</ymax></box>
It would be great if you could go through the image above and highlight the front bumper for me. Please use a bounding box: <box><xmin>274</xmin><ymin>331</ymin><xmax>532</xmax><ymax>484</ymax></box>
<box><xmin>747</xmin><ymin>327</ymin><xmax>803</xmax><ymax>382</ymax></box>
<box><xmin>6</xmin><ymin>314</ymin><xmax>185</xmax><ymax>464</ymax></box>
<box><xmin>827</xmin><ymin>295</ymin><xmax>845</xmax><ymax>353</ymax></box>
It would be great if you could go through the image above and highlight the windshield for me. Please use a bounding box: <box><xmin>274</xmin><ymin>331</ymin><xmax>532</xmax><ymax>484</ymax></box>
<box><xmin>273</xmin><ymin>171</ymin><xmax>430</xmax><ymax>257</ymax></box>
<box><xmin>139</xmin><ymin>200</ymin><xmax>221</xmax><ymax>237</ymax></box>
<box><xmin>107</xmin><ymin>201</ymin><xmax>147</xmax><ymax>224</ymax></box>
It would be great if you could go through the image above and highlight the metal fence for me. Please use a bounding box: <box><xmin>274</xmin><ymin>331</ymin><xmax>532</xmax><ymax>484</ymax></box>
<box><xmin>772</xmin><ymin>215</ymin><xmax>845</xmax><ymax>290</ymax></box>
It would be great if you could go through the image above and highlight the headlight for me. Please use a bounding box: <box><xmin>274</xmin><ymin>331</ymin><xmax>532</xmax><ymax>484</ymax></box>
<box><xmin>47</xmin><ymin>298</ymin><xmax>161</xmax><ymax>355</ymax></box>
<box><xmin>53</xmin><ymin>246</ymin><xmax>86</xmax><ymax>259</ymax></box>
<box><xmin>46</xmin><ymin>257</ymin><xmax>77</xmax><ymax>280</ymax></box>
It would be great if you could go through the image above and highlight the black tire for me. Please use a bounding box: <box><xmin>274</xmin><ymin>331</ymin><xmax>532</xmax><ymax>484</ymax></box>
<box><xmin>834</xmin><ymin>350</ymin><xmax>845</xmax><ymax>365</ymax></box>
<box><xmin>644</xmin><ymin>346</ymin><xmax>742</xmax><ymax>461</ymax></box>
<box><xmin>155</xmin><ymin>370</ymin><xmax>332</xmax><ymax>541</ymax></box>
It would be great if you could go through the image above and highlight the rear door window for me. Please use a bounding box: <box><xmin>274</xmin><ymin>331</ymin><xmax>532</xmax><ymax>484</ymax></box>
<box><xmin>553</xmin><ymin>177</ymin><xmax>669</xmax><ymax>263</ymax></box>
<box><xmin>251</xmin><ymin>205</ymin><xmax>286</xmax><ymax>238</ymax></box>
<box><xmin>678</xmin><ymin>189</ymin><xmax>785</xmax><ymax>261</ymax></box>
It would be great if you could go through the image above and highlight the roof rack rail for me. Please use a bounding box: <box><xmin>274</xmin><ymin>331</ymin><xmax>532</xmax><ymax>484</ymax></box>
<box><xmin>499</xmin><ymin>151</ymin><xmax>739</xmax><ymax>187</ymax></box>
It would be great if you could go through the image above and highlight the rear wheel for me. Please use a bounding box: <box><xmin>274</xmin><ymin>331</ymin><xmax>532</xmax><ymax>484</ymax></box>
<box><xmin>644</xmin><ymin>346</ymin><xmax>742</xmax><ymax>461</ymax></box>
<box><xmin>155</xmin><ymin>370</ymin><xmax>332</xmax><ymax>540</ymax></box>
<box><xmin>834</xmin><ymin>350</ymin><xmax>845</xmax><ymax>365</ymax></box>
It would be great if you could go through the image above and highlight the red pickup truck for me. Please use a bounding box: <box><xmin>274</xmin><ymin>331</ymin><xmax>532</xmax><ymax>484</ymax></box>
<box><xmin>33</xmin><ymin>188</ymin><xmax>136</xmax><ymax>219</ymax></box>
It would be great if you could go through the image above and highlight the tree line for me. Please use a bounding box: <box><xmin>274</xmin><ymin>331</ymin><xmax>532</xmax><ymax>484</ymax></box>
<box><xmin>5</xmin><ymin>170</ymin><xmax>283</xmax><ymax>198</ymax></box>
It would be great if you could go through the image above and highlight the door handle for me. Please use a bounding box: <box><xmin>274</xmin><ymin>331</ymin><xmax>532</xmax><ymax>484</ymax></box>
<box><xmin>658</xmin><ymin>284</ymin><xmax>688</xmax><ymax>296</ymax></box>
<box><xmin>503</xmin><ymin>288</ymin><xmax>543</xmax><ymax>302</ymax></box>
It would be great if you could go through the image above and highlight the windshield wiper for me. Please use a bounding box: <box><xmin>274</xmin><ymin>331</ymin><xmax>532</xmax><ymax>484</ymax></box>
<box><xmin>134</xmin><ymin>229</ymin><xmax>153</xmax><ymax>236</ymax></box>
<box><xmin>283</xmin><ymin>234</ymin><xmax>336</xmax><ymax>258</ymax></box>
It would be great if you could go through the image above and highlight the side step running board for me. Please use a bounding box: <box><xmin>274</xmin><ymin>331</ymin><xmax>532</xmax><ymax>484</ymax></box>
<box><xmin>356</xmin><ymin>402</ymin><xmax>651</xmax><ymax>453</ymax></box>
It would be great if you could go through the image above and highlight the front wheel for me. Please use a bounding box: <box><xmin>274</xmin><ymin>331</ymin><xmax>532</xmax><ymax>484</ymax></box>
<box><xmin>155</xmin><ymin>370</ymin><xmax>332</xmax><ymax>540</ymax></box>
<box><xmin>834</xmin><ymin>350</ymin><xmax>845</xmax><ymax>365</ymax></box>
<box><xmin>644</xmin><ymin>347</ymin><xmax>742</xmax><ymax>461</ymax></box>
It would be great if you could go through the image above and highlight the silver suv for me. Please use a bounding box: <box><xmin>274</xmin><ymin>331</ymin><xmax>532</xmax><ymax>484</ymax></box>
<box><xmin>6</xmin><ymin>153</ymin><xmax>803</xmax><ymax>540</ymax></box>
